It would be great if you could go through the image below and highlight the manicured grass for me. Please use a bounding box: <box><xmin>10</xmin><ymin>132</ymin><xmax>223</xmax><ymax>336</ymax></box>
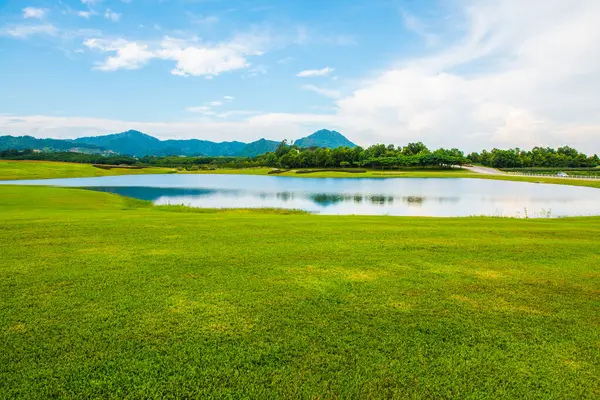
<box><xmin>1</xmin><ymin>186</ymin><xmax>599</xmax><ymax>398</ymax></box>
<box><xmin>0</xmin><ymin>160</ymin><xmax>174</xmax><ymax>180</ymax></box>
<box><xmin>2</xmin><ymin>161</ymin><xmax>600</xmax><ymax>189</ymax></box>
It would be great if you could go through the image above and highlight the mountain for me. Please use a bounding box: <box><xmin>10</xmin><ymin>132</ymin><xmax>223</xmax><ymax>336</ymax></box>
<box><xmin>237</xmin><ymin>138</ymin><xmax>279</xmax><ymax>157</ymax></box>
<box><xmin>72</xmin><ymin>130</ymin><xmax>270</xmax><ymax>157</ymax></box>
<box><xmin>73</xmin><ymin>130</ymin><xmax>163</xmax><ymax>156</ymax></box>
<box><xmin>0</xmin><ymin>135</ymin><xmax>106</xmax><ymax>154</ymax></box>
<box><xmin>294</xmin><ymin>129</ymin><xmax>357</xmax><ymax>149</ymax></box>
<box><xmin>161</xmin><ymin>139</ymin><xmax>247</xmax><ymax>157</ymax></box>
<box><xmin>1</xmin><ymin>129</ymin><xmax>357</xmax><ymax>157</ymax></box>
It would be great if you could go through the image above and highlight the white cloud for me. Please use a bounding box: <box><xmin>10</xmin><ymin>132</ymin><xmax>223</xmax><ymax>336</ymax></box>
<box><xmin>84</xmin><ymin>38</ymin><xmax>153</xmax><ymax>70</ymax></box>
<box><xmin>326</xmin><ymin>0</ymin><xmax>600</xmax><ymax>151</ymax></box>
<box><xmin>208</xmin><ymin>101</ymin><xmax>223</xmax><ymax>106</ymax></box>
<box><xmin>401</xmin><ymin>10</ymin><xmax>438</xmax><ymax>46</ymax></box>
<box><xmin>224</xmin><ymin>96</ymin><xmax>234</xmax><ymax>101</ymax></box>
<box><xmin>296</xmin><ymin>67</ymin><xmax>334</xmax><ymax>77</ymax></box>
<box><xmin>104</xmin><ymin>9</ymin><xmax>121</xmax><ymax>22</ymax></box>
<box><xmin>23</xmin><ymin>7</ymin><xmax>47</xmax><ymax>19</ymax></box>
<box><xmin>84</xmin><ymin>33</ymin><xmax>266</xmax><ymax>77</ymax></box>
<box><xmin>156</xmin><ymin>39</ymin><xmax>249</xmax><ymax>77</ymax></box>
<box><xmin>77</xmin><ymin>11</ymin><xmax>94</xmax><ymax>18</ymax></box>
<box><xmin>0</xmin><ymin>113</ymin><xmax>328</xmax><ymax>143</ymax></box>
<box><xmin>302</xmin><ymin>84</ymin><xmax>340</xmax><ymax>98</ymax></box>
<box><xmin>0</xmin><ymin>24</ymin><xmax>58</xmax><ymax>38</ymax></box>
<box><xmin>186</xmin><ymin>106</ymin><xmax>215</xmax><ymax>115</ymax></box>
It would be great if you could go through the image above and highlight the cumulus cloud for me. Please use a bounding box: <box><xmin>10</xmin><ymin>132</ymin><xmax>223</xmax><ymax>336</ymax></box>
<box><xmin>84</xmin><ymin>38</ymin><xmax>153</xmax><ymax>70</ymax></box>
<box><xmin>296</xmin><ymin>67</ymin><xmax>334</xmax><ymax>77</ymax></box>
<box><xmin>328</xmin><ymin>0</ymin><xmax>600</xmax><ymax>151</ymax></box>
<box><xmin>84</xmin><ymin>33</ymin><xmax>266</xmax><ymax>77</ymax></box>
<box><xmin>156</xmin><ymin>37</ymin><xmax>249</xmax><ymax>77</ymax></box>
<box><xmin>23</xmin><ymin>7</ymin><xmax>47</xmax><ymax>19</ymax></box>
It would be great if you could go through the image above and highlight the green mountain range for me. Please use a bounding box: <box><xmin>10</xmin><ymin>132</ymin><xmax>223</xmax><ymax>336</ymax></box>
<box><xmin>0</xmin><ymin>129</ymin><xmax>357</xmax><ymax>157</ymax></box>
<box><xmin>0</xmin><ymin>135</ymin><xmax>106</xmax><ymax>154</ymax></box>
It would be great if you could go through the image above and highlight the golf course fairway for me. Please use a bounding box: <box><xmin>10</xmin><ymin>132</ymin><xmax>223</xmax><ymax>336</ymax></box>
<box><xmin>1</xmin><ymin>185</ymin><xmax>599</xmax><ymax>398</ymax></box>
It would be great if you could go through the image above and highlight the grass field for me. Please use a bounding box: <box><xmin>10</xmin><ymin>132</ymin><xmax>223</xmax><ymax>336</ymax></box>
<box><xmin>1</xmin><ymin>185</ymin><xmax>599</xmax><ymax>398</ymax></box>
<box><xmin>0</xmin><ymin>160</ymin><xmax>174</xmax><ymax>180</ymax></box>
<box><xmin>3</xmin><ymin>160</ymin><xmax>599</xmax><ymax>189</ymax></box>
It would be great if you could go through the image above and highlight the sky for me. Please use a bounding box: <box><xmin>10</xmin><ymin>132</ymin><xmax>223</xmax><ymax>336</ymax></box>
<box><xmin>0</xmin><ymin>0</ymin><xmax>599</xmax><ymax>152</ymax></box>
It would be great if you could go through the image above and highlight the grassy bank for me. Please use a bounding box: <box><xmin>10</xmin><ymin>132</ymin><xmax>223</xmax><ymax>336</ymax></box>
<box><xmin>1</xmin><ymin>185</ymin><xmax>599</xmax><ymax>398</ymax></box>
<box><xmin>0</xmin><ymin>160</ymin><xmax>174</xmax><ymax>180</ymax></box>
<box><xmin>2</xmin><ymin>160</ymin><xmax>600</xmax><ymax>189</ymax></box>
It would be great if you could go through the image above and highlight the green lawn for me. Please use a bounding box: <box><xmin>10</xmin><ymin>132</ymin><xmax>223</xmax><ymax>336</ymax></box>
<box><xmin>1</xmin><ymin>185</ymin><xmax>599</xmax><ymax>398</ymax></box>
<box><xmin>0</xmin><ymin>160</ymin><xmax>174</xmax><ymax>180</ymax></box>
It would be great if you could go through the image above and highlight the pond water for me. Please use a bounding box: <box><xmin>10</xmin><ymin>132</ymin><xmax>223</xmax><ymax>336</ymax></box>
<box><xmin>3</xmin><ymin>174</ymin><xmax>600</xmax><ymax>217</ymax></box>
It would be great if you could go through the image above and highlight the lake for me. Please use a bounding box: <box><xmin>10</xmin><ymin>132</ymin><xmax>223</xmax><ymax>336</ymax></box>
<box><xmin>3</xmin><ymin>174</ymin><xmax>600</xmax><ymax>217</ymax></box>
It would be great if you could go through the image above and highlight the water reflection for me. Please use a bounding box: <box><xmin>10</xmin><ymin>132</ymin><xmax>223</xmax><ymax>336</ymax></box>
<box><xmin>90</xmin><ymin>186</ymin><xmax>460</xmax><ymax>209</ymax></box>
<box><xmin>2</xmin><ymin>174</ymin><xmax>600</xmax><ymax>217</ymax></box>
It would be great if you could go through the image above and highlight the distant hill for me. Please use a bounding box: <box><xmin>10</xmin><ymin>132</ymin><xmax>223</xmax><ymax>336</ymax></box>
<box><xmin>161</xmin><ymin>139</ymin><xmax>247</xmax><ymax>157</ymax></box>
<box><xmin>73</xmin><ymin>130</ymin><xmax>163</xmax><ymax>156</ymax></box>
<box><xmin>237</xmin><ymin>138</ymin><xmax>279</xmax><ymax>157</ymax></box>
<box><xmin>294</xmin><ymin>129</ymin><xmax>357</xmax><ymax>149</ymax></box>
<box><xmin>1</xmin><ymin>129</ymin><xmax>357</xmax><ymax>157</ymax></box>
<box><xmin>0</xmin><ymin>135</ymin><xmax>106</xmax><ymax>154</ymax></box>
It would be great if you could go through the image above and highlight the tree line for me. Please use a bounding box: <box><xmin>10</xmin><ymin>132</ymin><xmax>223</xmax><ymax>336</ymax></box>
<box><xmin>254</xmin><ymin>141</ymin><xmax>467</xmax><ymax>169</ymax></box>
<box><xmin>1</xmin><ymin>143</ymin><xmax>598</xmax><ymax>170</ymax></box>
<box><xmin>468</xmin><ymin>147</ymin><xmax>599</xmax><ymax>168</ymax></box>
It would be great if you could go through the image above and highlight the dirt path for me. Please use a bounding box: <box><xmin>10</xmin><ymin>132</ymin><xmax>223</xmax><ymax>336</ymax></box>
<box><xmin>462</xmin><ymin>165</ymin><xmax>505</xmax><ymax>175</ymax></box>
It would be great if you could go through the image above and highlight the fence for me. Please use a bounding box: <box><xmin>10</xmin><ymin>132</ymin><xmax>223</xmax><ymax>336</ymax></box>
<box><xmin>505</xmin><ymin>172</ymin><xmax>600</xmax><ymax>180</ymax></box>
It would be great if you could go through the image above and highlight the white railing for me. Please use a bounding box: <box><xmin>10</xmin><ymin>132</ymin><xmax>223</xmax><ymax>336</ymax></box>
<box><xmin>505</xmin><ymin>172</ymin><xmax>600</xmax><ymax>180</ymax></box>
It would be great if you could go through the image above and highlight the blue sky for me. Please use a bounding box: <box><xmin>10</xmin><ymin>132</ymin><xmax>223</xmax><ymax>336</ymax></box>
<box><xmin>1</xmin><ymin>0</ymin><xmax>599</xmax><ymax>152</ymax></box>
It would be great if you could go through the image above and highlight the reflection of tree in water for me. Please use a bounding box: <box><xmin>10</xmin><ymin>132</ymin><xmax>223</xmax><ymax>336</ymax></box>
<box><xmin>403</xmin><ymin>196</ymin><xmax>424</xmax><ymax>206</ymax></box>
<box><xmin>369</xmin><ymin>195</ymin><xmax>394</xmax><ymax>205</ymax></box>
<box><xmin>307</xmin><ymin>193</ymin><xmax>396</xmax><ymax>206</ymax></box>
<box><xmin>276</xmin><ymin>192</ymin><xmax>295</xmax><ymax>202</ymax></box>
<box><xmin>310</xmin><ymin>193</ymin><xmax>354</xmax><ymax>205</ymax></box>
<box><xmin>87</xmin><ymin>187</ymin><xmax>460</xmax><ymax>209</ymax></box>
<box><xmin>306</xmin><ymin>193</ymin><xmax>461</xmax><ymax>207</ymax></box>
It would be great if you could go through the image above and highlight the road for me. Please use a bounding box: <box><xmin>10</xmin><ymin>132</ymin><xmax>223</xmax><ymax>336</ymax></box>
<box><xmin>462</xmin><ymin>165</ymin><xmax>505</xmax><ymax>175</ymax></box>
